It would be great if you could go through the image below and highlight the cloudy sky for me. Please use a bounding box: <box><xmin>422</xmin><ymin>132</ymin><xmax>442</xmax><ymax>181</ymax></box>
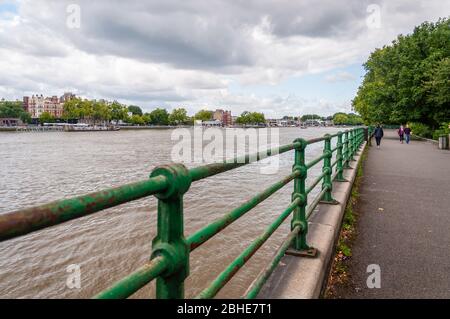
<box><xmin>0</xmin><ymin>0</ymin><xmax>448</xmax><ymax>118</ymax></box>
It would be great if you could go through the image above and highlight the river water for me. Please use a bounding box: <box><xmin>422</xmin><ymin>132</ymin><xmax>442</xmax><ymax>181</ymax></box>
<box><xmin>0</xmin><ymin>127</ymin><xmax>343</xmax><ymax>298</ymax></box>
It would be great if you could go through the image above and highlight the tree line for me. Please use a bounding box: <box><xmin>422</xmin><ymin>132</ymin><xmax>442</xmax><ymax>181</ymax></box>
<box><xmin>60</xmin><ymin>98</ymin><xmax>193</xmax><ymax>125</ymax></box>
<box><xmin>1</xmin><ymin>98</ymin><xmax>364</xmax><ymax>128</ymax></box>
<box><xmin>353</xmin><ymin>18</ymin><xmax>449</xmax><ymax>138</ymax></box>
<box><xmin>0</xmin><ymin>101</ymin><xmax>32</xmax><ymax>123</ymax></box>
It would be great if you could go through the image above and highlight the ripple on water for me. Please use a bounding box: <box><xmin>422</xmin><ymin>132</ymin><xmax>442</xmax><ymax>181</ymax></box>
<box><xmin>0</xmin><ymin>127</ymin><xmax>344</xmax><ymax>298</ymax></box>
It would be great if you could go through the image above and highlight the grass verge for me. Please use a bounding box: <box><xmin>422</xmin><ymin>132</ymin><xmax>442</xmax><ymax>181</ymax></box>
<box><xmin>323</xmin><ymin>146</ymin><xmax>368</xmax><ymax>299</ymax></box>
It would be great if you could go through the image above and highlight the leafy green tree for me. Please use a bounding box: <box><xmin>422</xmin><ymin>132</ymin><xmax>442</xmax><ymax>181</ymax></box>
<box><xmin>130</xmin><ymin>114</ymin><xmax>145</xmax><ymax>125</ymax></box>
<box><xmin>353</xmin><ymin>18</ymin><xmax>450</xmax><ymax>128</ymax></box>
<box><xmin>110</xmin><ymin>101</ymin><xmax>128</xmax><ymax>124</ymax></box>
<box><xmin>128</xmin><ymin>105</ymin><xmax>143</xmax><ymax>116</ymax></box>
<box><xmin>92</xmin><ymin>101</ymin><xmax>111</xmax><ymax>124</ymax></box>
<box><xmin>79</xmin><ymin>100</ymin><xmax>94</xmax><ymax>122</ymax></box>
<box><xmin>0</xmin><ymin>101</ymin><xmax>27</xmax><ymax>118</ymax></box>
<box><xmin>39</xmin><ymin>112</ymin><xmax>55</xmax><ymax>124</ymax></box>
<box><xmin>333</xmin><ymin>113</ymin><xmax>349</xmax><ymax>125</ymax></box>
<box><xmin>63</xmin><ymin>98</ymin><xmax>82</xmax><ymax>121</ymax></box>
<box><xmin>20</xmin><ymin>112</ymin><xmax>32</xmax><ymax>124</ymax></box>
<box><xmin>194</xmin><ymin>109</ymin><xmax>213</xmax><ymax>121</ymax></box>
<box><xmin>236</xmin><ymin>111</ymin><xmax>265</xmax><ymax>125</ymax></box>
<box><xmin>169</xmin><ymin>108</ymin><xmax>188</xmax><ymax>125</ymax></box>
<box><xmin>142</xmin><ymin>113</ymin><xmax>152</xmax><ymax>125</ymax></box>
<box><xmin>300</xmin><ymin>114</ymin><xmax>321</xmax><ymax>122</ymax></box>
<box><xmin>150</xmin><ymin>108</ymin><xmax>169</xmax><ymax>125</ymax></box>
<box><xmin>347</xmin><ymin>113</ymin><xmax>364</xmax><ymax>125</ymax></box>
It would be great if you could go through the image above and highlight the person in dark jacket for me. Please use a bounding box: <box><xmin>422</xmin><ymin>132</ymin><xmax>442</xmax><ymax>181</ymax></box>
<box><xmin>404</xmin><ymin>124</ymin><xmax>412</xmax><ymax>144</ymax></box>
<box><xmin>374</xmin><ymin>124</ymin><xmax>384</xmax><ymax>149</ymax></box>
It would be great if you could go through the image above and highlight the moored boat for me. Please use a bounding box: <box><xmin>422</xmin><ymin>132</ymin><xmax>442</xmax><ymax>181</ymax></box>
<box><xmin>64</xmin><ymin>124</ymin><xmax>120</xmax><ymax>132</ymax></box>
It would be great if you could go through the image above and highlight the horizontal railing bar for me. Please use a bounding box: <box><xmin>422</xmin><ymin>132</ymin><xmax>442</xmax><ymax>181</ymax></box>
<box><xmin>195</xmin><ymin>198</ymin><xmax>301</xmax><ymax>299</ymax></box>
<box><xmin>306</xmin><ymin>172</ymin><xmax>327</xmax><ymax>195</ymax></box>
<box><xmin>306</xmin><ymin>153</ymin><xmax>326</xmax><ymax>170</ymax></box>
<box><xmin>306</xmin><ymin>136</ymin><xmax>326</xmax><ymax>145</ymax></box>
<box><xmin>306</xmin><ymin>187</ymin><xmax>328</xmax><ymax>219</ymax></box>
<box><xmin>243</xmin><ymin>226</ymin><xmax>300</xmax><ymax>299</ymax></box>
<box><xmin>0</xmin><ymin>176</ymin><xmax>169</xmax><ymax>242</ymax></box>
<box><xmin>189</xmin><ymin>142</ymin><xmax>300</xmax><ymax>182</ymax></box>
<box><xmin>93</xmin><ymin>255</ymin><xmax>167</xmax><ymax>299</ymax></box>
<box><xmin>331</xmin><ymin>159</ymin><xmax>338</xmax><ymax>168</ymax></box>
<box><xmin>187</xmin><ymin>171</ymin><xmax>299</xmax><ymax>251</ymax></box>
<box><xmin>331</xmin><ymin>146</ymin><xmax>339</xmax><ymax>153</ymax></box>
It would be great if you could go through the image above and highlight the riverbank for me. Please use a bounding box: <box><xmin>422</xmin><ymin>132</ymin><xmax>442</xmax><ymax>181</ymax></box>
<box><xmin>324</xmin><ymin>146</ymin><xmax>367</xmax><ymax>298</ymax></box>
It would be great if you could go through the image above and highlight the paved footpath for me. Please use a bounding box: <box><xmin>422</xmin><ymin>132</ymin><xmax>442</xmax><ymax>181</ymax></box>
<box><xmin>341</xmin><ymin>130</ymin><xmax>450</xmax><ymax>298</ymax></box>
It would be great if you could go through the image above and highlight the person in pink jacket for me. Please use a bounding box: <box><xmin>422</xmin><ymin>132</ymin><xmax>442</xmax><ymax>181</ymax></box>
<box><xmin>398</xmin><ymin>125</ymin><xmax>404</xmax><ymax>143</ymax></box>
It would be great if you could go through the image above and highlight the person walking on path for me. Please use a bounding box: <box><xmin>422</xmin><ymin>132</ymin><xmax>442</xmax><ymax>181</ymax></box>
<box><xmin>374</xmin><ymin>124</ymin><xmax>384</xmax><ymax>149</ymax></box>
<box><xmin>404</xmin><ymin>124</ymin><xmax>412</xmax><ymax>144</ymax></box>
<box><xmin>398</xmin><ymin>125</ymin><xmax>405</xmax><ymax>143</ymax></box>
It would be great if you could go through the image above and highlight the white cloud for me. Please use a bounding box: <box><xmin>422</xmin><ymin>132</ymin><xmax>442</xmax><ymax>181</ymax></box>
<box><xmin>0</xmin><ymin>0</ymin><xmax>448</xmax><ymax>116</ymax></box>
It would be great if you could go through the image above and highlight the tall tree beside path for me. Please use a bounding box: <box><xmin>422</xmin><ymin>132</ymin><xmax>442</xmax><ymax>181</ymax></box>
<box><xmin>353</xmin><ymin>18</ymin><xmax>450</xmax><ymax>129</ymax></box>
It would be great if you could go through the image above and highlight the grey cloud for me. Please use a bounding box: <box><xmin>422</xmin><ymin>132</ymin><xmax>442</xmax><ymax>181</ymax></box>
<box><xmin>1</xmin><ymin>0</ymin><xmax>448</xmax><ymax>117</ymax></box>
<box><xmin>19</xmin><ymin>0</ymin><xmax>380</xmax><ymax>70</ymax></box>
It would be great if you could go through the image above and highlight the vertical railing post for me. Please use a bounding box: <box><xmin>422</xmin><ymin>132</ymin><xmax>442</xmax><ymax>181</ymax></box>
<box><xmin>336</xmin><ymin>132</ymin><xmax>347</xmax><ymax>182</ymax></box>
<box><xmin>358</xmin><ymin>129</ymin><xmax>362</xmax><ymax>149</ymax></box>
<box><xmin>286</xmin><ymin>138</ymin><xmax>317</xmax><ymax>257</ymax></box>
<box><xmin>150</xmin><ymin>164</ymin><xmax>192</xmax><ymax>299</ymax></box>
<box><xmin>360</xmin><ymin>128</ymin><xmax>363</xmax><ymax>148</ymax></box>
<box><xmin>320</xmin><ymin>134</ymin><xmax>339</xmax><ymax>204</ymax></box>
<box><xmin>356</xmin><ymin>129</ymin><xmax>360</xmax><ymax>150</ymax></box>
<box><xmin>349</xmin><ymin>130</ymin><xmax>356</xmax><ymax>161</ymax></box>
<box><xmin>343</xmin><ymin>131</ymin><xmax>351</xmax><ymax>169</ymax></box>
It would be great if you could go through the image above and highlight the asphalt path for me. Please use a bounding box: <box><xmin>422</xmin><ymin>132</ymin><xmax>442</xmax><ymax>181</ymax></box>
<box><xmin>340</xmin><ymin>130</ymin><xmax>450</xmax><ymax>298</ymax></box>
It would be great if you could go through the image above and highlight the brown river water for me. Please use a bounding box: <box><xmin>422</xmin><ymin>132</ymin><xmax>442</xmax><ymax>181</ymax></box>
<box><xmin>0</xmin><ymin>127</ymin><xmax>343</xmax><ymax>298</ymax></box>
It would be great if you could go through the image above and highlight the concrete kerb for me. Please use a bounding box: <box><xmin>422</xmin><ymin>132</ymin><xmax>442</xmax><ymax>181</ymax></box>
<box><xmin>258</xmin><ymin>141</ymin><xmax>367</xmax><ymax>299</ymax></box>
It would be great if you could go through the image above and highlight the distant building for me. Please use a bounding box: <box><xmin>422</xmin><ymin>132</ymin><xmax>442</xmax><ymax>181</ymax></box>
<box><xmin>23</xmin><ymin>92</ymin><xmax>75</xmax><ymax>119</ymax></box>
<box><xmin>60</xmin><ymin>92</ymin><xmax>76</xmax><ymax>103</ymax></box>
<box><xmin>213</xmin><ymin>109</ymin><xmax>232</xmax><ymax>126</ymax></box>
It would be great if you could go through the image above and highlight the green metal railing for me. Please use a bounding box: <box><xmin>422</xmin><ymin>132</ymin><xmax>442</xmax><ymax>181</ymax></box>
<box><xmin>0</xmin><ymin>127</ymin><xmax>366</xmax><ymax>299</ymax></box>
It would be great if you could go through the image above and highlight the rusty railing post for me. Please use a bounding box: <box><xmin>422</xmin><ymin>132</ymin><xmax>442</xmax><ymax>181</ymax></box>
<box><xmin>150</xmin><ymin>164</ymin><xmax>192</xmax><ymax>299</ymax></box>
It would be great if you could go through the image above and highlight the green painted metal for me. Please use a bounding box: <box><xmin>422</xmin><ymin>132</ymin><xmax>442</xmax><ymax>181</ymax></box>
<box><xmin>306</xmin><ymin>187</ymin><xmax>328</xmax><ymax>219</ymax></box>
<box><xmin>186</xmin><ymin>171</ymin><xmax>299</xmax><ymax>251</ymax></box>
<box><xmin>188</xmin><ymin>142</ymin><xmax>299</xmax><ymax>182</ymax></box>
<box><xmin>349</xmin><ymin>130</ymin><xmax>356</xmax><ymax>161</ymax></box>
<box><xmin>195</xmin><ymin>198</ymin><xmax>301</xmax><ymax>299</ymax></box>
<box><xmin>0</xmin><ymin>176</ymin><xmax>168</xmax><ymax>241</ymax></box>
<box><xmin>290</xmin><ymin>138</ymin><xmax>310</xmax><ymax>251</ymax></box>
<box><xmin>306</xmin><ymin>153</ymin><xmax>327</xmax><ymax>170</ymax></box>
<box><xmin>0</xmin><ymin>127</ymin><xmax>366</xmax><ymax>299</ymax></box>
<box><xmin>150</xmin><ymin>164</ymin><xmax>192</xmax><ymax>299</ymax></box>
<box><xmin>336</xmin><ymin>132</ymin><xmax>346</xmax><ymax>181</ymax></box>
<box><xmin>94</xmin><ymin>255</ymin><xmax>167</xmax><ymax>299</ymax></box>
<box><xmin>321</xmin><ymin>134</ymin><xmax>336</xmax><ymax>203</ymax></box>
<box><xmin>343</xmin><ymin>131</ymin><xmax>351</xmax><ymax>168</ymax></box>
<box><xmin>244</xmin><ymin>226</ymin><xmax>300</xmax><ymax>299</ymax></box>
<box><xmin>305</xmin><ymin>171</ymin><xmax>327</xmax><ymax>195</ymax></box>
